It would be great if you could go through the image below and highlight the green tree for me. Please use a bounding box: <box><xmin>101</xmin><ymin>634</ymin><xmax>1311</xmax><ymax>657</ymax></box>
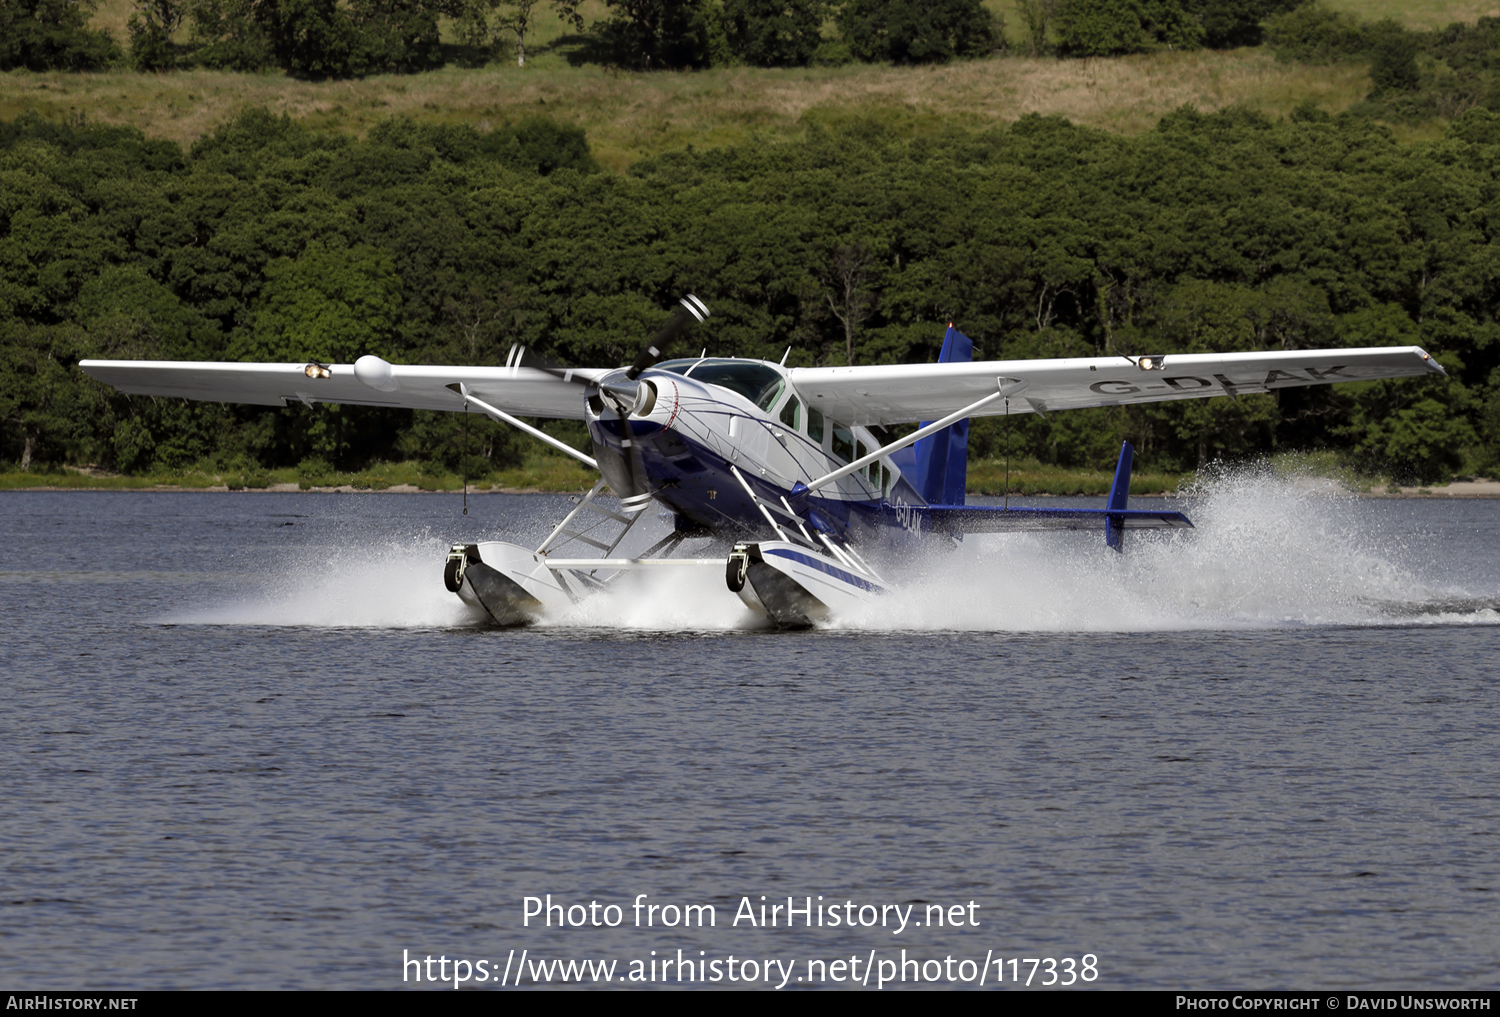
<box><xmin>838</xmin><ymin>0</ymin><xmax>997</xmax><ymax>64</ymax></box>
<box><xmin>456</xmin><ymin>0</ymin><xmax>578</xmax><ymax>67</ymax></box>
<box><xmin>590</xmin><ymin>0</ymin><xmax>724</xmax><ymax>68</ymax></box>
<box><xmin>1480</xmin><ymin>367</ymin><xmax>1500</xmax><ymax>475</ymax></box>
<box><xmin>1352</xmin><ymin>396</ymin><xmax>1478</xmax><ymax>484</ymax></box>
<box><xmin>3</xmin><ymin>105</ymin><xmax>1498</xmax><ymax>478</ymax></box>
<box><xmin>191</xmin><ymin>0</ymin><xmax>451</xmax><ymax>76</ymax></box>
<box><xmin>1054</xmin><ymin>0</ymin><xmax>1201</xmax><ymax>56</ymax></box>
<box><xmin>0</xmin><ymin>0</ymin><xmax>120</xmax><ymax>70</ymax></box>
<box><xmin>0</xmin><ymin>323</ymin><xmax>94</xmax><ymax>470</ymax></box>
<box><xmin>190</xmin><ymin>0</ymin><xmax>274</xmax><ymax>69</ymax></box>
<box><xmin>236</xmin><ymin>242</ymin><xmax>403</xmax><ymax>364</ymax></box>
<box><xmin>256</xmin><ymin>0</ymin><xmax>359</xmax><ymax>76</ymax></box>
<box><xmin>1369</xmin><ymin>31</ymin><xmax>1420</xmax><ymax>96</ymax></box>
<box><xmin>723</xmin><ymin>0</ymin><xmax>824</xmax><ymax>66</ymax></box>
<box><xmin>477</xmin><ymin>115</ymin><xmax>601</xmax><ymax>174</ymax></box>
<box><xmin>1014</xmin><ymin>0</ymin><xmax>1059</xmax><ymax>54</ymax></box>
<box><xmin>126</xmin><ymin>0</ymin><xmax>191</xmax><ymax>69</ymax></box>
<box><xmin>348</xmin><ymin>0</ymin><xmax>446</xmax><ymax>73</ymax></box>
<box><xmin>1263</xmin><ymin>3</ymin><xmax>1395</xmax><ymax>63</ymax></box>
<box><xmin>1178</xmin><ymin>0</ymin><xmax>1305</xmax><ymax>49</ymax></box>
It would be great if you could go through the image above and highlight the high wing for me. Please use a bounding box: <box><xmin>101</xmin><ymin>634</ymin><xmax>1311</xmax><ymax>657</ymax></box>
<box><xmin>80</xmin><ymin>345</ymin><xmax>1445</xmax><ymax>430</ymax></box>
<box><xmin>789</xmin><ymin>347</ymin><xmax>1445</xmax><ymax>426</ymax></box>
<box><xmin>76</xmin><ymin>358</ymin><xmax>607</xmax><ymax>419</ymax></box>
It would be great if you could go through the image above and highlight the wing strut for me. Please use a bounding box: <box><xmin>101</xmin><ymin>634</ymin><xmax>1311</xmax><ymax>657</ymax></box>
<box><xmin>799</xmin><ymin>378</ymin><xmax>1029</xmax><ymax>496</ymax></box>
<box><xmin>450</xmin><ymin>383</ymin><xmax>599</xmax><ymax>470</ymax></box>
<box><xmin>729</xmin><ymin>465</ymin><xmax>796</xmax><ymax>544</ymax></box>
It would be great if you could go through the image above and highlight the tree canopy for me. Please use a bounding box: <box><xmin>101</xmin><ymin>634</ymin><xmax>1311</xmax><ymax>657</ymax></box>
<box><xmin>2</xmin><ymin>106</ymin><xmax>1497</xmax><ymax>484</ymax></box>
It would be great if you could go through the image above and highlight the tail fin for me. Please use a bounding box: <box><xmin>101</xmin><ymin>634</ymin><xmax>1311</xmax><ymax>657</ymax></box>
<box><xmin>909</xmin><ymin>325</ymin><xmax>973</xmax><ymax>505</ymax></box>
<box><xmin>1105</xmin><ymin>441</ymin><xmax>1133</xmax><ymax>552</ymax></box>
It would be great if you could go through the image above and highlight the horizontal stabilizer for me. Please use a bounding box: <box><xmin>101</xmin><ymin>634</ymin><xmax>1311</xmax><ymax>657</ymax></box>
<box><xmin>892</xmin><ymin>504</ymin><xmax>1193</xmax><ymax>536</ymax></box>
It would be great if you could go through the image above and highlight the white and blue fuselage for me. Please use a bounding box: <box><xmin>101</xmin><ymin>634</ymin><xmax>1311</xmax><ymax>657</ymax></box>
<box><xmin>586</xmin><ymin>357</ymin><xmax>924</xmax><ymax>551</ymax></box>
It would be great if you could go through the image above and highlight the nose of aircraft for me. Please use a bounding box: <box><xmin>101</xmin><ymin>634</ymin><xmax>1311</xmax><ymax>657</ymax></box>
<box><xmin>583</xmin><ymin>294</ymin><xmax>709</xmax><ymax>514</ymax></box>
<box><xmin>588</xmin><ymin>370</ymin><xmax>668</xmax><ymax>513</ymax></box>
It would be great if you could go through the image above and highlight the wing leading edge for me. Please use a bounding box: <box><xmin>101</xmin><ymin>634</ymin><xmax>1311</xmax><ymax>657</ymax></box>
<box><xmin>81</xmin><ymin>346</ymin><xmax>1444</xmax><ymax>426</ymax></box>
<box><xmin>76</xmin><ymin>359</ymin><xmax>606</xmax><ymax>420</ymax></box>
<box><xmin>789</xmin><ymin>346</ymin><xmax>1445</xmax><ymax>426</ymax></box>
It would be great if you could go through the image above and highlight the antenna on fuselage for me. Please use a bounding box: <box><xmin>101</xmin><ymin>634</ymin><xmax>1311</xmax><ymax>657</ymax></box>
<box><xmin>780</xmin><ymin>347</ymin><xmax>791</xmax><ymax>366</ymax></box>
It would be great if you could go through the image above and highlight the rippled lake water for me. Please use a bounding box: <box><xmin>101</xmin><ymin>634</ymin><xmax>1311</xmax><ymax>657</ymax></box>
<box><xmin>1</xmin><ymin>477</ymin><xmax>1497</xmax><ymax>989</ymax></box>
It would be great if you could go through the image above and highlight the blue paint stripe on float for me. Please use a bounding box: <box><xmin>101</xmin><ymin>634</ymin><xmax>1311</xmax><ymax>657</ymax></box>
<box><xmin>762</xmin><ymin>548</ymin><xmax>886</xmax><ymax>595</ymax></box>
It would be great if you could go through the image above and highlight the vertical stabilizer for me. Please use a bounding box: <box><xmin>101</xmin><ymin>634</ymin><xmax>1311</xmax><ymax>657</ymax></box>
<box><xmin>909</xmin><ymin>325</ymin><xmax>973</xmax><ymax>505</ymax></box>
<box><xmin>1105</xmin><ymin>441</ymin><xmax>1134</xmax><ymax>552</ymax></box>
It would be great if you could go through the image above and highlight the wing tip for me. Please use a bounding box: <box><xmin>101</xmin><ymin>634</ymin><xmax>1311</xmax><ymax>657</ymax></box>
<box><xmin>1415</xmin><ymin>348</ymin><xmax>1447</xmax><ymax>376</ymax></box>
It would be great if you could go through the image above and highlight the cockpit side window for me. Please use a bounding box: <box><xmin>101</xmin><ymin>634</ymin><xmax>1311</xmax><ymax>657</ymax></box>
<box><xmin>807</xmin><ymin>406</ymin><xmax>825</xmax><ymax>443</ymax></box>
<box><xmin>756</xmin><ymin>378</ymin><xmax>785</xmax><ymax>412</ymax></box>
<box><xmin>779</xmin><ymin>395</ymin><xmax>801</xmax><ymax>431</ymax></box>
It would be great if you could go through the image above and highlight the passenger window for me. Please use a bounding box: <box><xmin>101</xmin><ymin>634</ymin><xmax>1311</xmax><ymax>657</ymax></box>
<box><xmin>855</xmin><ymin>440</ymin><xmax>868</xmax><ymax>476</ymax></box>
<box><xmin>808</xmin><ymin>406</ymin><xmax>825</xmax><ymax>444</ymax></box>
<box><xmin>780</xmin><ymin>395</ymin><xmax>801</xmax><ymax>431</ymax></box>
<box><xmin>832</xmin><ymin>423</ymin><xmax>854</xmax><ymax>464</ymax></box>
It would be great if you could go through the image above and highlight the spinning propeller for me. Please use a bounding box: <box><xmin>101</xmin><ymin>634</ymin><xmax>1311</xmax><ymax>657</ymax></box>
<box><xmin>509</xmin><ymin>295</ymin><xmax>710</xmax><ymax>513</ymax></box>
<box><xmin>595</xmin><ymin>294</ymin><xmax>710</xmax><ymax>512</ymax></box>
<box><xmin>597</xmin><ymin>294</ymin><xmax>711</xmax><ymax>414</ymax></box>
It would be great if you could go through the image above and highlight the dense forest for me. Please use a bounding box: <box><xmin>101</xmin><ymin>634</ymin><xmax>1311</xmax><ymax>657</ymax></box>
<box><xmin>2</xmin><ymin>101</ymin><xmax>1497</xmax><ymax>483</ymax></box>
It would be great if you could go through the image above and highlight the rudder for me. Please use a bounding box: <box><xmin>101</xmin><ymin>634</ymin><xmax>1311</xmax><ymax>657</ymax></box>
<box><xmin>906</xmin><ymin>325</ymin><xmax>973</xmax><ymax>505</ymax></box>
<box><xmin>1105</xmin><ymin>441</ymin><xmax>1133</xmax><ymax>552</ymax></box>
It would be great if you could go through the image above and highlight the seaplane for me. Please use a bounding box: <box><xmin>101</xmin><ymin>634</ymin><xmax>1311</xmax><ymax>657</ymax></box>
<box><xmin>81</xmin><ymin>296</ymin><xmax>1446</xmax><ymax>628</ymax></box>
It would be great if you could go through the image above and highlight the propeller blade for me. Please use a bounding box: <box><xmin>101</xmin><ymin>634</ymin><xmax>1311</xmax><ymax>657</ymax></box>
<box><xmin>506</xmin><ymin>343</ymin><xmax>577</xmax><ymax>378</ymax></box>
<box><xmin>513</xmin><ymin>294</ymin><xmax>709</xmax><ymax>396</ymax></box>
<box><xmin>626</xmin><ymin>294</ymin><xmax>709</xmax><ymax>380</ymax></box>
<box><xmin>592</xmin><ymin>294</ymin><xmax>710</xmax><ymax>513</ymax></box>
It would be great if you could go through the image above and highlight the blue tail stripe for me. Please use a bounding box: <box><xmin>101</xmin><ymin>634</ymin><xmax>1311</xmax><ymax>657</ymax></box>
<box><xmin>909</xmin><ymin>325</ymin><xmax>973</xmax><ymax>506</ymax></box>
<box><xmin>1105</xmin><ymin>440</ymin><xmax>1134</xmax><ymax>552</ymax></box>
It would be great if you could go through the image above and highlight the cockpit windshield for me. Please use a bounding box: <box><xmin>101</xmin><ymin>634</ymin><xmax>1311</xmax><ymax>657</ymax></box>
<box><xmin>655</xmin><ymin>359</ymin><xmax>785</xmax><ymax>409</ymax></box>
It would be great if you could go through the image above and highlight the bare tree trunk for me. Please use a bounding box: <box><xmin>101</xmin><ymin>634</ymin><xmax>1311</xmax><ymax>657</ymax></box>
<box><xmin>21</xmin><ymin>433</ymin><xmax>33</xmax><ymax>472</ymax></box>
<box><xmin>826</xmin><ymin>293</ymin><xmax>857</xmax><ymax>366</ymax></box>
<box><xmin>825</xmin><ymin>245</ymin><xmax>872</xmax><ymax>366</ymax></box>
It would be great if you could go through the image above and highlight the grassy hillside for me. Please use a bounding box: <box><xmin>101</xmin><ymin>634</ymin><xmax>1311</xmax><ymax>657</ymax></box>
<box><xmin>0</xmin><ymin>0</ymin><xmax>1466</xmax><ymax>167</ymax></box>
<box><xmin>1324</xmin><ymin>0</ymin><xmax>1498</xmax><ymax>28</ymax></box>
<box><xmin>0</xmin><ymin>52</ymin><xmax>1379</xmax><ymax>170</ymax></box>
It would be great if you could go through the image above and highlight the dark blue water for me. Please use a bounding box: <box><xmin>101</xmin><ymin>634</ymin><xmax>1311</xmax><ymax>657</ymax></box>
<box><xmin>1</xmin><ymin>481</ymin><xmax>1497</xmax><ymax>989</ymax></box>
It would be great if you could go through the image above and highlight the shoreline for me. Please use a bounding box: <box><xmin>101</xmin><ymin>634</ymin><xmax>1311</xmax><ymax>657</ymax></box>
<box><xmin>1366</xmin><ymin>480</ymin><xmax>1500</xmax><ymax>498</ymax></box>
